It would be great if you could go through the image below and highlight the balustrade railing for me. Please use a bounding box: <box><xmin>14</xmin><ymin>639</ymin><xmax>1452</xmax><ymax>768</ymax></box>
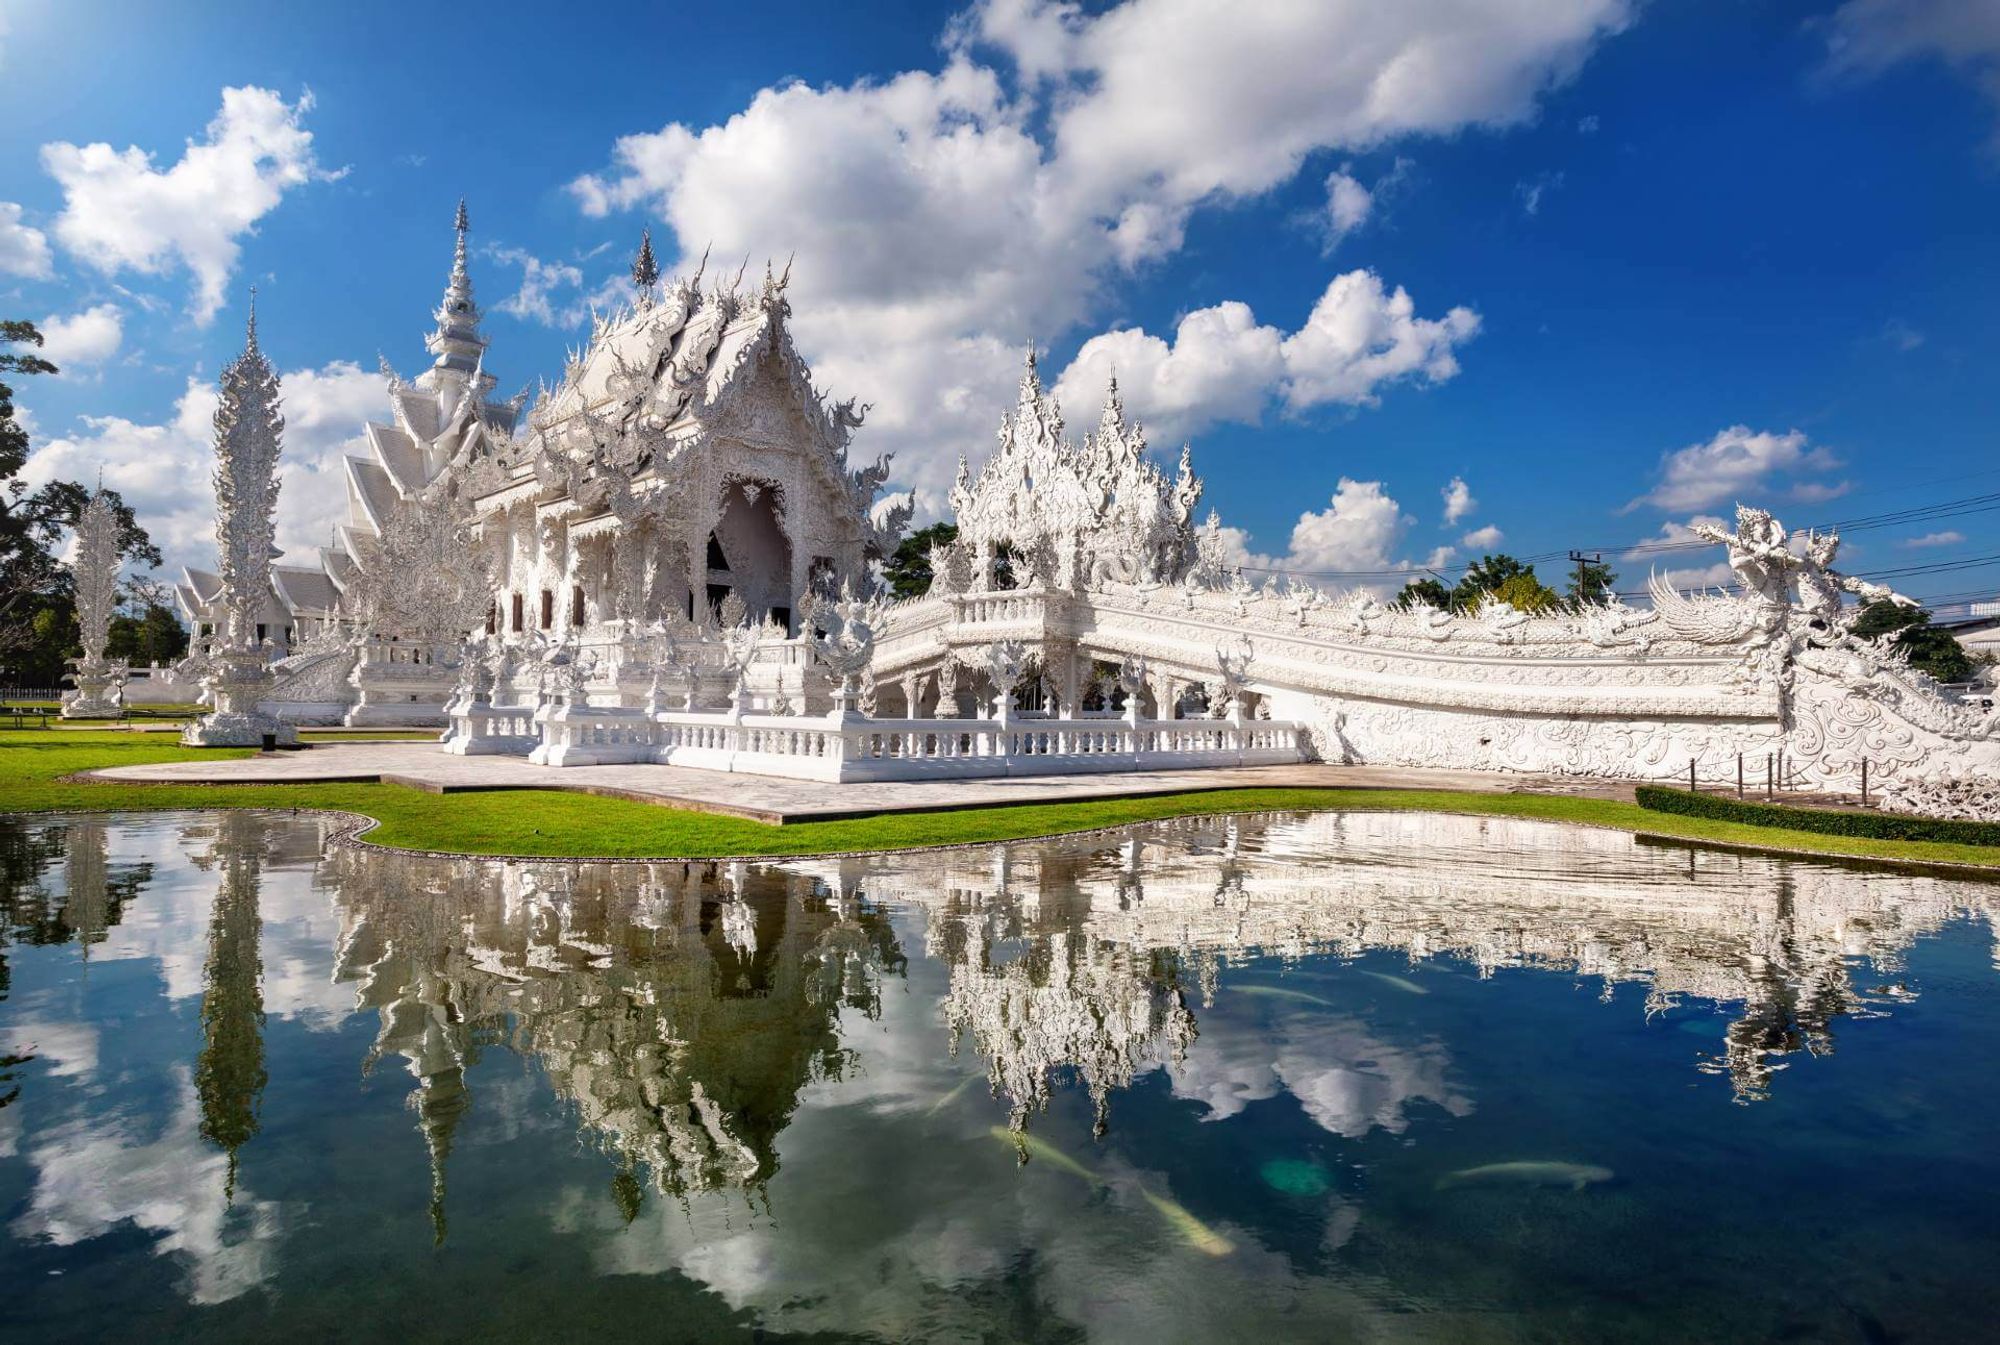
<box><xmin>445</xmin><ymin>697</ymin><xmax>1306</xmax><ymax>779</ymax></box>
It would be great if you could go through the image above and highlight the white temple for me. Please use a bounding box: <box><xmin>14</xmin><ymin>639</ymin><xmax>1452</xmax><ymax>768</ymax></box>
<box><xmin>172</xmin><ymin>208</ymin><xmax>2000</xmax><ymax>819</ymax></box>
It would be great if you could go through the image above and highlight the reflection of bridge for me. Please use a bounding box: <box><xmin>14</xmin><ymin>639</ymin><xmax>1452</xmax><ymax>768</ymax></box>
<box><xmin>802</xmin><ymin>812</ymin><xmax>2000</xmax><ymax>1108</ymax></box>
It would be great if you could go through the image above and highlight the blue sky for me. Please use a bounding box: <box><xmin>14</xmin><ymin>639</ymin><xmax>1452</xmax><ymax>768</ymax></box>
<box><xmin>3</xmin><ymin>0</ymin><xmax>1997</xmax><ymax>611</ymax></box>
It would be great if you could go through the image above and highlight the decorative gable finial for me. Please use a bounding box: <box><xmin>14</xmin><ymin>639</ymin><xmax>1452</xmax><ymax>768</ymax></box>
<box><xmin>631</xmin><ymin>227</ymin><xmax>660</xmax><ymax>306</ymax></box>
<box><xmin>1019</xmin><ymin>342</ymin><xmax>1042</xmax><ymax>401</ymax></box>
<box><xmin>245</xmin><ymin>285</ymin><xmax>260</xmax><ymax>353</ymax></box>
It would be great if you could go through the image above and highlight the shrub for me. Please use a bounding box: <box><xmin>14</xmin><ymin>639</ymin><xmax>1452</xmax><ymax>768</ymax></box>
<box><xmin>1634</xmin><ymin>785</ymin><xmax>2000</xmax><ymax>849</ymax></box>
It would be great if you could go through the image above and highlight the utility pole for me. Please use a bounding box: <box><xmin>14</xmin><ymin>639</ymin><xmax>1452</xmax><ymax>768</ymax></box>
<box><xmin>1568</xmin><ymin>550</ymin><xmax>1604</xmax><ymax>605</ymax></box>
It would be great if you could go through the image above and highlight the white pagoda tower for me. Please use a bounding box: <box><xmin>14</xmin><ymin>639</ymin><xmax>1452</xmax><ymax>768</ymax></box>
<box><xmin>182</xmin><ymin>301</ymin><xmax>299</xmax><ymax>748</ymax></box>
<box><xmin>60</xmin><ymin>484</ymin><xmax>127</xmax><ymax>718</ymax></box>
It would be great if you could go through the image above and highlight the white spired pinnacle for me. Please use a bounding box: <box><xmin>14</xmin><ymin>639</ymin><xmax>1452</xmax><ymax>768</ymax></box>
<box><xmin>71</xmin><ymin>486</ymin><xmax>121</xmax><ymax>664</ymax></box>
<box><xmin>60</xmin><ymin>484</ymin><xmax>128</xmax><ymax>718</ymax></box>
<box><xmin>211</xmin><ymin>295</ymin><xmax>286</xmax><ymax>650</ymax></box>
<box><xmin>182</xmin><ymin>296</ymin><xmax>298</xmax><ymax>747</ymax></box>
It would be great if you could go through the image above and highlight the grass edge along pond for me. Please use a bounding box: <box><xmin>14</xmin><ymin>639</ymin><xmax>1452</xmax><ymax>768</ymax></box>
<box><xmin>1</xmin><ymin>729</ymin><xmax>1997</xmax><ymax>869</ymax></box>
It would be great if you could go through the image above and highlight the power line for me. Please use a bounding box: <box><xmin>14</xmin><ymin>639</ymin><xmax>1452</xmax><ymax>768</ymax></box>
<box><xmin>1233</xmin><ymin>482</ymin><xmax>2000</xmax><ymax>582</ymax></box>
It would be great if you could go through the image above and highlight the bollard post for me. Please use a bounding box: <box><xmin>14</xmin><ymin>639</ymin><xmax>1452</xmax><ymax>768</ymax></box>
<box><xmin>1766</xmin><ymin>753</ymin><xmax>1773</xmax><ymax>801</ymax></box>
<box><xmin>1861</xmin><ymin>759</ymin><xmax>1869</xmax><ymax>808</ymax></box>
<box><xmin>1690</xmin><ymin>759</ymin><xmax>1698</xmax><ymax>793</ymax></box>
<box><xmin>1737</xmin><ymin>753</ymin><xmax>1744</xmax><ymax>799</ymax></box>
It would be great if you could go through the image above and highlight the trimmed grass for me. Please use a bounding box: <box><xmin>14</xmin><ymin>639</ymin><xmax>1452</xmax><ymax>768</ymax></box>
<box><xmin>0</xmin><ymin>728</ymin><xmax>1996</xmax><ymax>870</ymax></box>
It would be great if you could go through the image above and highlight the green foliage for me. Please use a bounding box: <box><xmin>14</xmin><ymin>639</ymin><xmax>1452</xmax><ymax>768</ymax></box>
<box><xmin>2</xmin><ymin>320</ymin><xmax>167</xmax><ymax>677</ymax></box>
<box><xmin>1850</xmin><ymin>600</ymin><xmax>1976</xmax><ymax>684</ymax></box>
<box><xmin>1491</xmin><ymin>571</ymin><xmax>1560</xmax><ymax>614</ymax></box>
<box><xmin>1397</xmin><ymin>554</ymin><xmax>1562</xmax><ymax>614</ymax></box>
<box><xmin>881</xmin><ymin>522</ymin><xmax>958</xmax><ymax>599</ymax></box>
<box><xmin>1393</xmin><ymin>576</ymin><xmax>1452</xmax><ymax>610</ymax></box>
<box><xmin>106</xmin><ymin>602</ymin><xmax>191</xmax><ymax>667</ymax></box>
<box><xmin>1635</xmin><ymin>784</ymin><xmax>2000</xmax><ymax>849</ymax></box>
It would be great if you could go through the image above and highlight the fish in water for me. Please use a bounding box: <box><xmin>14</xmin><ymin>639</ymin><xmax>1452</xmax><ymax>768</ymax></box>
<box><xmin>1437</xmin><ymin>1161</ymin><xmax>1614</xmax><ymax>1191</ymax></box>
<box><xmin>990</xmin><ymin>1128</ymin><xmax>1234</xmax><ymax>1255</ymax></box>
<box><xmin>1358</xmin><ymin>970</ymin><xmax>1429</xmax><ymax>996</ymax></box>
<box><xmin>1237</xmin><ymin>984</ymin><xmax>1337</xmax><ymax>1009</ymax></box>
<box><xmin>990</xmin><ymin>1126</ymin><xmax>1103</xmax><ymax>1185</ymax></box>
<box><xmin>1138</xmin><ymin>1185</ymin><xmax>1236</xmax><ymax>1257</ymax></box>
<box><xmin>1260</xmin><ymin>1157</ymin><xmax>1332</xmax><ymax>1197</ymax></box>
<box><xmin>928</xmin><ymin>1075</ymin><xmax>979</xmax><ymax>1116</ymax></box>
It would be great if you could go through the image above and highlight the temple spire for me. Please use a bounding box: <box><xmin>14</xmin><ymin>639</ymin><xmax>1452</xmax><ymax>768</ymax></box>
<box><xmin>631</xmin><ymin>227</ymin><xmax>660</xmax><ymax>305</ymax></box>
<box><xmin>426</xmin><ymin>198</ymin><xmax>488</xmax><ymax>384</ymax></box>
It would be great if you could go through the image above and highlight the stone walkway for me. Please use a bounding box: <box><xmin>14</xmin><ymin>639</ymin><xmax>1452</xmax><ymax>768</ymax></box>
<box><xmin>84</xmin><ymin>741</ymin><xmax>1628</xmax><ymax>825</ymax></box>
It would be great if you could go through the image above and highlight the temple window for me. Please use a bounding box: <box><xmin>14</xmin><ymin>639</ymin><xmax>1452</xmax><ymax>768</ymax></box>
<box><xmin>510</xmin><ymin>593</ymin><xmax>524</xmax><ymax>632</ymax></box>
<box><xmin>706</xmin><ymin>534</ymin><xmax>730</xmax><ymax>572</ymax></box>
<box><xmin>486</xmin><ymin>600</ymin><xmax>498</xmax><ymax>636</ymax></box>
<box><xmin>539</xmin><ymin>590</ymin><xmax>554</xmax><ymax>629</ymax></box>
<box><xmin>570</xmin><ymin>585</ymin><xmax>586</xmax><ymax>627</ymax></box>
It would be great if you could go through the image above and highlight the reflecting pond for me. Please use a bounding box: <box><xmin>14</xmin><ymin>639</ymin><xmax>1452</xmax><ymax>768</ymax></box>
<box><xmin>3</xmin><ymin>809</ymin><xmax>1998</xmax><ymax>1342</ymax></box>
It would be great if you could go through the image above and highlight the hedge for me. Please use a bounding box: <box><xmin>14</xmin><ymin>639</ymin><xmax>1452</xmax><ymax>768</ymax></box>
<box><xmin>1634</xmin><ymin>784</ymin><xmax>2000</xmax><ymax>849</ymax></box>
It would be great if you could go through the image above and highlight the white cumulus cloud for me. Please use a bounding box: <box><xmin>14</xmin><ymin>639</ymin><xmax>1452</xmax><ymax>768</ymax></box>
<box><xmin>0</xmin><ymin>201</ymin><xmax>53</xmax><ymax>279</ymax></box>
<box><xmin>565</xmin><ymin>0</ymin><xmax>1624</xmax><ymax>502</ymax></box>
<box><xmin>1900</xmin><ymin>530</ymin><xmax>1964</xmax><ymax>549</ymax></box>
<box><xmin>41</xmin><ymin>87</ymin><xmax>337</xmax><ymax>325</ymax></box>
<box><xmin>38</xmin><ymin>303</ymin><xmax>124</xmax><ymax>369</ymax></box>
<box><xmin>1440</xmin><ymin>475</ymin><xmax>1475</xmax><ymax>524</ymax></box>
<box><xmin>1323</xmin><ymin>169</ymin><xmax>1374</xmax><ymax>247</ymax></box>
<box><xmin>1627</xmin><ymin>425</ymin><xmax>1845</xmax><ymax>514</ymax></box>
<box><xmin>1460</xmin><ymin>524</ymin><xmax>1504</xmax><ymax>549</ymax></box>
<box><xmin>1052</xmin><ymin>272</ymin><xmax>1477</xmax><ymax>445</ymax></box>
<box><xmin>24</xmin><ymin>357</ymin><xmax>381</xmax><ymax>578</ymax></box>
<box><xmin>1623</xmin><ymin>516</ymin><xmax>1735</xmax><ymax>592</ymax></box>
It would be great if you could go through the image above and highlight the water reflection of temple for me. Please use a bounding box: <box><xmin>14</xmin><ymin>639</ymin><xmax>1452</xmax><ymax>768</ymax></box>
<box><xmin>0</xmin><ymin>818</ymin><xmax>154</xmax><ymax>996</ymax></box>
<box><xmin>1</xmin><ymin>819</ymin><xmax>155</xmax><ymax>1108</ymax></box>
<box><xmin>322</xmin><ymin>847</ymin><xmax>905</xmax><ymax>1232</ymax></box>
<box><xmin>800</xmin><ymin>812</ymin><xmax>2000</xmax><ymax>1108</ymax></box>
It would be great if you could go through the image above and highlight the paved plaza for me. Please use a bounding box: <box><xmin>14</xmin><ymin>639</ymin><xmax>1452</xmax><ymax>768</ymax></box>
<box><xmin>84</xmin><ymin>741</ymin><xmax>1623</xmax><ymax>825</ymax></box>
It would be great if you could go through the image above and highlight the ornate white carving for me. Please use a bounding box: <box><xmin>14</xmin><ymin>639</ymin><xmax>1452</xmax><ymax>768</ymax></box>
<box><xmin>183</xmin><ymin>307</ymin><xmax>298</xmax><ymax>747</ymax></box>
<box><xmin>62</xmin><ymin>487</ymin><xmax>128</xmax><ymax>717</ymax></box>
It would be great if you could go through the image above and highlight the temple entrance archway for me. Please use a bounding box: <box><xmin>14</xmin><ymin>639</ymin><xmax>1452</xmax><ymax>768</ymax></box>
<box><xmin>711</xmin><ymin>479</ymin><xmax>794</xmax><ymax>629</ymax></box>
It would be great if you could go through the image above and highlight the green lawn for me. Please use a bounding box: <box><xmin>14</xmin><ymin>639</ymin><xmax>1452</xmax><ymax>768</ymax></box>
<box><xmin>1</xmin><ymin>728</ymin><xmax>1996</xmax><ymax>870</ymax></box>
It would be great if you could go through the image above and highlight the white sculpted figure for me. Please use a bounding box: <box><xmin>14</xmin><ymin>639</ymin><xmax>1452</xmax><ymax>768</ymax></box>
<box><xmin>813</xmin><ymin>582</ymin><xmax>887</xmax><ymax>715</ymax></box>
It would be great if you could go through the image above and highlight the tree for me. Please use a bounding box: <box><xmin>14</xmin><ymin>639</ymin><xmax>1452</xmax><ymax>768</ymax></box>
<box><xmin>1452</xmin><ymin>553</ymin><xmax>1560</xmax><ymax>613</ymax></box>
<box><xmin>1492</xmin><ymin>571</ymin><xmax>1562</xmax><ymax>614</ymax></box>
<box><xmin>882</xmin><ymin>522</ymin><xmax>958</xmax><ymax>600</ymax></box>
<box><xmin>1394</xmin><ymin>576</ymin><xmax>1453</xmax><ymax>609</ymax></box>
<box><xmin>1851</xmin><ymin>599</ymin><xmax>1975</xmax><ymax>684</ymax></box>
<box><xmin>1</xmin><ymin>320</ymin><xmax>161</xmax><ymax>676</ymax></box>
